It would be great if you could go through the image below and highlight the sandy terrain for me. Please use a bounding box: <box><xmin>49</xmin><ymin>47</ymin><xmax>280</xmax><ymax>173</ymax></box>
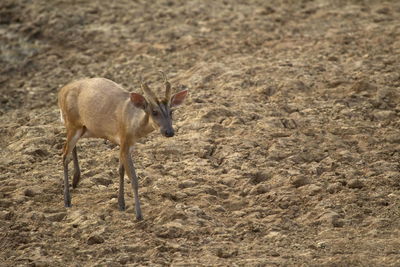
<box><xmin>1</xmin><ymin>0</ymin><xmax>400</xmax><ymax>265</ymax></box>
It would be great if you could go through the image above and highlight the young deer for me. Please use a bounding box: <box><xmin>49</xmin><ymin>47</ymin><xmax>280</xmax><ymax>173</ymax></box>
<box><xmin>58</xmin><ymin>73</ymin><xmax>188</xmax><ymax>220</ymax></box>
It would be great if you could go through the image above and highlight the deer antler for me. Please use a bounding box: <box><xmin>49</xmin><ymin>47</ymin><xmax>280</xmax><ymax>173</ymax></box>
<box><xmin>159</xmin><ymin>71</ymin><xmax>172</xmax><ymax>102</ymax></box>
<box><xmin>140</xmin><ymin>76</ymin><xmax>158</xmax><ymax>104</ymax></box>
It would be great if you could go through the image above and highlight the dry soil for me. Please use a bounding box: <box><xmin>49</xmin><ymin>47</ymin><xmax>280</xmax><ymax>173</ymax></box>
<box><xmin>1</xmin><ymin>0</ymin><xmax>400</xmax><ymax>266</ymax></box>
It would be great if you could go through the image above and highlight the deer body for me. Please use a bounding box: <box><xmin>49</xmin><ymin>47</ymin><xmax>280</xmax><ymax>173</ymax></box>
<box><xmin>59</xmin><ymin>78</ymin><xmax>153</xmax><ymax>144</ymax></box>
<box><xmin>58</xmin><ymin>75</ymin><xmax>188</xmax><ymax>220</ymax></box>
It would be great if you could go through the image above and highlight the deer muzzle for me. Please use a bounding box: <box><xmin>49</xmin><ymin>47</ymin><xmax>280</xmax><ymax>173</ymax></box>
<box><xmin>162</xmin><ymin>128</ymin><xmax>175</xmax><ymax>137</ymax></box>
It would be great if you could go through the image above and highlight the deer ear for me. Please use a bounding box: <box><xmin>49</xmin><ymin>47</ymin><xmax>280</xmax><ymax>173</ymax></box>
<box><xmin>170</xmin><ymin>90</ymin><xmax>188</xmax><ymax>108</ymax></box>
<box><xmin>130</xmin><ymin>93</ymin><xmax>147</xmax><ymax>109</ymax></box>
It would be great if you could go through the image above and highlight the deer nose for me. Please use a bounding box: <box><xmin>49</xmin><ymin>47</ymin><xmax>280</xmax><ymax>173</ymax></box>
<box><xmin>164</xmin><ymin>129</ymin><xmax>174</xmax><ymax>137</ymax></box>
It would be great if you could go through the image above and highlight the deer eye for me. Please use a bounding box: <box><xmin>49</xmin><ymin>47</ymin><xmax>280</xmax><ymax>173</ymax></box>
<box><xmin>152</xmin><ymin>110</ymin><xmax>158</xmax><ymax>116</ymax></box>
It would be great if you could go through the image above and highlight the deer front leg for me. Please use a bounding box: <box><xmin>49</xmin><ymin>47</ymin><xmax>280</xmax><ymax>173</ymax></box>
<box><xmin>120</xmin><ymin>145</ymin><xmax>143</xmax><ymax>220</ymax></box>
<box><xmin>128</xmin><ymin>156</ymin><xmax>142</xmax><ymax>221</ymax></box>
<box><xmin>62</xmin><ymin>154</ymin><xmax>71</xmax><ymax>207</ymax></box>
<box><xmin>118</xmin><ymin>163</ymin><xmax>125</xmax><ymax>211</ymax></box>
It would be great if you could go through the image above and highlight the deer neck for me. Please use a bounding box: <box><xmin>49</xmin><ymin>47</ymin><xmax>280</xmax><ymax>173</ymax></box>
<box><xmin>138</xmin><ymin>112</ymin><xmax>156</xmax><ymax>137</ymax></box>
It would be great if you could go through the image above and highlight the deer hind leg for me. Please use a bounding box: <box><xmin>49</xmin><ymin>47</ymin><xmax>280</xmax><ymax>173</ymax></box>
<box><xmin>72</xmin><ymin>126</ymin><xmax>87</xmax><ymax>188</ymax></box>
<box><xmin>62</xmin><ymin>128</ymin><xmax>83</xmax><ymax>207</ymax></box>
<box><xmin>71</xmin><ymin>146</ymin><xmax>81</xmax><ymax>189</ymax></box>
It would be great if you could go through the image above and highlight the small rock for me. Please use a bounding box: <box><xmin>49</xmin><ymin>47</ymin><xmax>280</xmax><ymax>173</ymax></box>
<box><xmin>327</xmin><ymin>80</ymin><xmax>346</xmax><ymax>88</ymax></box>
<box><xmin>93</xmin><ymin>177</ymin><xmax>113</xmax><ymax>186</ymax></box>
<box><xmin>249</xmin><ymin>184</ymin><xmax>269</xmax><ymax>195</ymax></box>
<box><xmin>25</xmin><ymin>147</ymin><xmax>49</xmax><ymax>157</ymax></box>
<box><xmin>202</xmin><ymin>186</ymin><xmax>218</xmax><ymax>196</ymax></box>
<box><xmin>351</xmin><ymin>80</ymin><xmax>376</xmax><ymax>93</ymax></box>
<box><xmin>338</xmin><ymin>150</ymin><xmax>354</xmax><ymax>162</ymax></box>
<box><xmin>0</xmin><ymin>200</ymin><xmax>13</xmax><ymax>208</ymax></box>
<box><xmin>376</xmin><ymin>7</ymin><xmax>390</xmax><ymax>15</ymax></box>
<box><xmin>332</xmin><ymin>218</ymin><xmax>345</xmax><ymax>227</ymax></box>
<box><xmin>156</xmin><ymin>222</ymin><xmax>184</xmax><ymax>238</ymax></box>
<box><xmin>265</xmin><ymin>231</ymin><xmax>283</xmax><ymax>239</ymax></box>
<box><xmin>122</xmin><ymin>244</ymin><xmax>146</xmax><ymax>253</ymax></box>
<box><xmin>174</xmin><ymin>192</ymin><xmax>188</xmax><ymax>200</ymax></box>
<box><xmin>270</xmin><ymin>251</ymin><xmax>280</xmax><ymax>257</ymax></box>
<box><xmin>348</xmin><ymin>179</ymin><xmax>364</xmax><ymax>189</ymax></box>
<box><xmin>257</xmin><ymin>86</ymin><xmax>276</xmax><ymax>96</ymax></box>
<box><xmin>268</xmin><ymin>145</ymin><xmax>291</xmax><ymax>160</ymax></box>
<box><xmin>376</xmin><ymin>88</ymin><xmax>392</xmax><ymax>101</ymax></box>
<box><xmin>27</xmin><ymin>211</ymin><xmax>45</xmax><ymax>221</ymax></box>
<box><xmin>319</xmin><ymin>211</ymin><xmax>344</xmax><ymax>227</ymax></box>
<box><xmin>46</xmin><ymin>212</ymin><xmax>67</xmax><ymax>222</ymax></box>
<box><xmin>232</xmin><ymin>210</ymin><xmax>246</xmax><ymax>217</ymax></box>
<box><xmin>14</xmin><ymin>195</ymin><xmax>26</xmax><ymax>204</ymax></box>
<box><xmin>0</xmin><ymin>211</ymin><xmax>13</xmax><ymax>220</ymax></box>
<box><xmin>32</xmin><ymin>260</ymin><xmax>56</xmax><ymax>267</ymax></box>
<box><xmin>178</xmin><ymin>180</ymin><xmax>198</xmax><ymax>189</ymax></box>
<box><xmin>248</xmin><ymin>171</ymin><xmax>271</xmax><ymax>184</ymax></box>
<box><xmin>280</xmin><ymin>118</ymin><xmax>297</xmax><ymax>129</ymax></box>
<box><xmin>118</xmin><ymin>255</ymin><xmax>130</xmax><ymax>265</ymax></box>
<box><xmin>87</xmin><ymin>234</ymin><xmax>105</xmax><ymax>245</ymax></box>
<box><xmin>327</xmin><ymin>182</ymin><xmax>342</xmax><ymax>194</ymax></box>
<box><xmin>372</xmin><ymin>110</ymin><xmax>396</xmax><ymax>121</ymax></box>
<box><xmin>306</xmin><ymin>184</ymin><xmax>322</xmax><ymax>196</ymax></box>
<box><xmin>384</xmin><ymin>134</ymin><xmax>400</xmax><ymax>144</ymax></box>
<box><xmin>23</xmin><ymin>188</ymin><xmax>36</xmax><ymax>197</ymax></box>
<box><xmin>291</xmin><ymin>176</ymin><xmax>310</xmax><ymax>188</ymax></box>
<box><xmin>220</xmin><ymin>177</ymin><xmax>236</xmax><ymax>187</ymax></box>
<box><xmin>327</xmin><ymin>56</ymin><xmax>338</xmax><ymax>61</ymax></box>
<box><xmin>186</xmin><ymin>206</ymin><xmax>207</xmax><ymax>217</ymax></box>
<box><xmin>214</xmin><ymin>205</ymin><xmax>226</xmax><ymax>212</ymax></box>
<box><xmin>288</xmin><ymin>80</ymin><xmax>309</xmax><ymax>91</ymax></box>
<box><xmin>216</xmin><ymin>247</ymin><xmax>238</xmax><ymax>258</ymax></box>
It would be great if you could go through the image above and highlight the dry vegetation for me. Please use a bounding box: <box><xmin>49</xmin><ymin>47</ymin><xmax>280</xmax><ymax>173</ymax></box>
<box><xmin>1</xmin><ymin>0</ymin><xmax>400</xmax><ymax>266</ymax></box>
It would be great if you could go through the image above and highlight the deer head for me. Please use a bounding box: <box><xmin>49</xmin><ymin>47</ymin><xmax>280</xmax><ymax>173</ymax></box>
<box><xmin>130</xmin><ymin>72</ymin><xmax>188</xmax><ymax>137</ymax></box>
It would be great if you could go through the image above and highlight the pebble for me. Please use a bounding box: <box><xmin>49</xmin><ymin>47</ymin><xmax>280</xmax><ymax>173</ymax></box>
<box><xmin>213</xmin><ymin>205</ymin><xmax>226</xmax><ymax>212</ymax></box>
<box><xmin>372</xmin><ymin>110</ymin><xmax>396</xmax><ymax>121</ymax></box>
<box><xmin>347</xmin><ymin>179</ymin><xmax>364</xmax><ymax>189</ymax></box>
<box><xmin>156</xmin><ymin>222</ymin><xmax>184</xmax><ymax>239</ymax></box>
<box><xmin>0</xmin><ymin>211</ymin><xmax>13</xmax><ymax>220</ymax></box>
<box><xmin>178</xmin><ymin>180</ymin><xmax>198</xmax><ymax>189</ymax></box>
<box><xmin>291</xmin><ymin>176</ymin><xmax>310</xmax><ymax>188</ymax></box>
<box><xmin>306</xmin><ymin>184</ymin><xmax>322</xmax><ymax>196</ymax></box>
<box><xmin>216</xmin><ymin>247</ymin><xmax>238</xmax><ymax>258</ymax></box>
<box><xmin>319</xmin><ymin>211</ymin><xmax>344</xmax><ymax>227</ymax></box>
<box><xmin>249</xmin><ymin>184</ymin><xmax>269</xmax><ymax>195</ymax></box>
<box><xmin>327</xmin><ymin>182</ymin><xmax>342</xmax><ymax>194</ymax></box>
<box><xmin>87</xmin><ymin>234</ymin><xmax>105</xmax><ymax>245</ymax></box>
<box><xmin>93</xmin><ymin>177</ymin><xmax>113</xmax><ymax>186</ymax></box>
<box><xmin>23</xmin><ymin>188</ymin><xmax>36</xmax><ymax>197</ymax></box>
<box><xmin>46</xmin><ymin>212</ymin><xmax>67</xmax><ymax>222</ymax></box>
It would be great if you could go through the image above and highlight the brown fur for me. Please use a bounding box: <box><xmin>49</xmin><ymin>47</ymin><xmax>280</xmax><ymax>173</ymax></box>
<box><xmin>59</xmin><ymin>78</ymin><xmax>155</xmax><ymax>145</ymax></box>
<box><xmin>58</xmin><ymin>77</ymin><xmax>176</xmax><ymax>220</ymax></box>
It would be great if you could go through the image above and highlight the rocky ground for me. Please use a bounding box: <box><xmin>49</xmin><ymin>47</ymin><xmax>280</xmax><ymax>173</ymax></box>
<box><xmin>1</xmin><ymin>0</ymin><xmax>400</xmax><ymax>266</ymax></box>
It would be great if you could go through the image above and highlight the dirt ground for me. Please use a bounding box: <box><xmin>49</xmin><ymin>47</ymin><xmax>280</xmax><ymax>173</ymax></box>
<box><xmin>1</xmin><ymin>0</ymin><xmax>400</xmax><ymax>266</ymax></box>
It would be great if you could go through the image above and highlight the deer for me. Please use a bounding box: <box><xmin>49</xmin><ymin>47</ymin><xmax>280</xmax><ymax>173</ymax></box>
<box><xmin>58</xmin><ymin>72</ymin><xmax>188</xmax><ymax>220</ymax></box>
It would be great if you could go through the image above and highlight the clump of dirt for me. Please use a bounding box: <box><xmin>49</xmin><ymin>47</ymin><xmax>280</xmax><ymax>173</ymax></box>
<box><xmin>1</xmin><ymin>0</ymin><xmax>400</xmax><ymax>265</ymax></box>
